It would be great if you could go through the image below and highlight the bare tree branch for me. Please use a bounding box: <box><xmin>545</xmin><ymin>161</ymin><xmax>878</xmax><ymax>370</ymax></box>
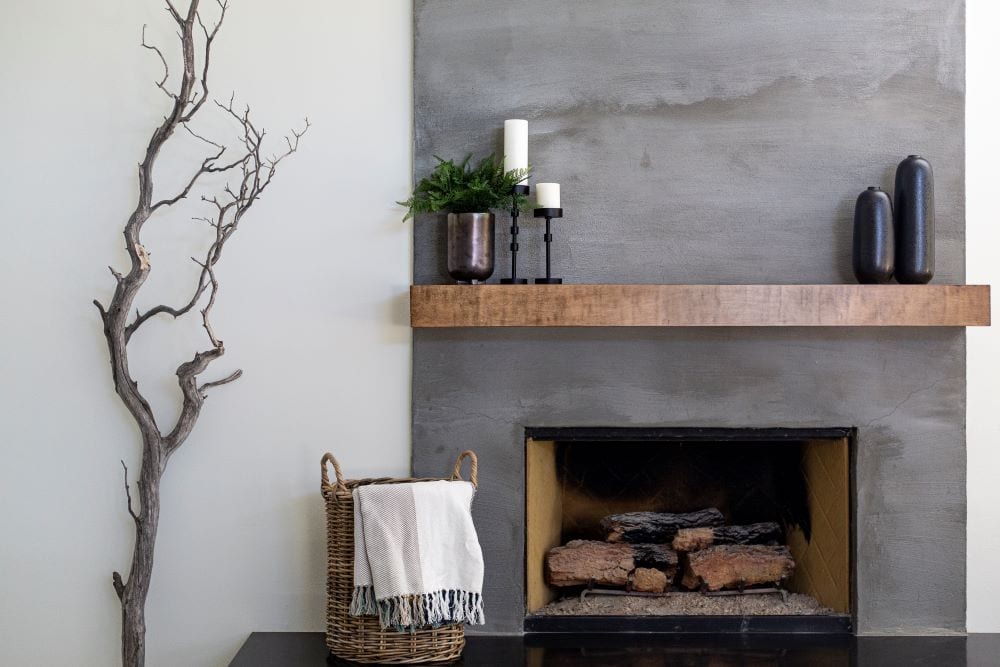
<box><xmin>113</xmin><ymin>571</ymin><xmax>126</xmax><ymax>601</ymax></box>
<box><xmin>184</xmin><ymin>0</ymin><xmax>228</xmax><ymax>121</ymax></box>
<box><xmin>121</xmin><ymin>460</ymin><xmax>140</xmax><ymax>523</ymax></box>
<box><xmin>148</xmin><ymin>145</ymin><xmax>242</xmax><ymax>213</ymax></box>
<box><xmin>95</xmin><ymin>3</ymin><xmax>306</xmax><ymax>662</ymax></box>
<box><xmin>125</xmin><ymin>265</ymin><xmax>208</xmax><ymax>341</ymax></box>
<box><xmin>199</xmin><ymin>369</ymin><xmax>243</xmax><ymax>394</ymax></box>
<box><xmin>199</xmin><ymin>260</ymin><xmax>221</xmax><ymax>347</ymax></box>
<box><xmin>162</xmin><ymin>346</ymin><xmax>224</xmax><ymax>457</ymax></box>
<box><xmin>164</xmin><ymin>1</ymin><xmax>183</xmax><ymax>25</ymax></box>
<box><xmin>182</xmin><ymin>121</ymin><xmax>223</xmax><ymax>149</ymax></box>
<box><xmin>141</xmin><ymin>25</ymin><xmax>175</xmax><ymax>100</ymax></box>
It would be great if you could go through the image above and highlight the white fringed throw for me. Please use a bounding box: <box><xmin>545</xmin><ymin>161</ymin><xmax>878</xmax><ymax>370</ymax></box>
<box><xmin>349</xmin><ymin>480</ymin><xmax>485</xmax><ymax>630</ymax></box>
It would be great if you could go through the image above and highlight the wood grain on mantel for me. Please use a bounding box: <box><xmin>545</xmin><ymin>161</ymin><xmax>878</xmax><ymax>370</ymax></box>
<box><xmin>409</xmin><ymin>284</ymin><xmax>991</xmax><ymax>328</ymax></box>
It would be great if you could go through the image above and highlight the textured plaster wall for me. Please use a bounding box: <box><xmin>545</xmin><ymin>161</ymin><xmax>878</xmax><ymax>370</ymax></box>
<box><xmin>412</xmin><ymin>0</ymin><xmax>967</xmax><ymax>634</ymax></box>
<box><xmin>413</xmin><ymin>0</ymin><xmax>964</xmax><ymax>286</ymax></box>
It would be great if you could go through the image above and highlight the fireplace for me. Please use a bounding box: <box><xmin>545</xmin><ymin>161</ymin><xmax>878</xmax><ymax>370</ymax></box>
<box><xmin>524</xmin><ymin>427</ymin><xmax>854</xmax><ymax>632</ymax></box>
<box><xmin>412</xmin><ymin>0</ymin><xmax>967</xmax><ymax>636</ymax></box>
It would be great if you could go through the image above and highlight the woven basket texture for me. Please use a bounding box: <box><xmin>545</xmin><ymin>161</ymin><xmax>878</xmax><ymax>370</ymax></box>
<box><xmin>320</xmin><ymin>450</ymin><xmax>478</xmax><ymax>664</ymax></box>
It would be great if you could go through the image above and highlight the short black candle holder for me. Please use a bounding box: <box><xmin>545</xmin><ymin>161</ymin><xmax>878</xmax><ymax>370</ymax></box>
<box><xmin>533</xmin><ymin>207</ymin><xmax>563</xmax><ymax>284</ymax></box>
<box><xmin>500</xmin><ymin>183</ymin><xmax>530</xmax><ymax>284</ymax></box>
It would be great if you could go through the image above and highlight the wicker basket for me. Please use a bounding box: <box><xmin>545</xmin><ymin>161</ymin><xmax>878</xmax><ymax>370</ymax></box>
<box><xmin>320</xmin><ymin>450</ymin><xmax>478</xmax><ymax>664</ymax></box>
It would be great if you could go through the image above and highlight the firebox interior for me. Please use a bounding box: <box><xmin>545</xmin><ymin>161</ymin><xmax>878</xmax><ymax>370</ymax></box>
<box><xmin>525</xmin><ymin>429</ymin><xmax>853</xmax><ymax>618</ymax></box>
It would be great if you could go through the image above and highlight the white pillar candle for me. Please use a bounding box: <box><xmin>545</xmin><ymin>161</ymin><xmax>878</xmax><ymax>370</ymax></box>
<box><xmin>503</xmin><ymin>119</ymin><xmax>529</xmax><ymax>180</ymax></box>
<box><xmin>536</xmin><ymin>182</ymin><xmax>560</xmax><ymax>209</ymax></box>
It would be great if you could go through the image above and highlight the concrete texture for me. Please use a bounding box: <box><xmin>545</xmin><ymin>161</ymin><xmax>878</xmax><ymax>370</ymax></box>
<box><xmin>411</xmin><ymin>1</ymin><xmax>966</xmax><ymax>634</ymax></box>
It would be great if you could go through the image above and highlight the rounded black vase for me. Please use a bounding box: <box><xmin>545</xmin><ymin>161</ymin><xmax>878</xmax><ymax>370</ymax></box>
<box><xmin>893</xmin><ymin>155</ymin><xmax>934</xmax><ymax>284</ymax></box>
<box><xmin>852</xmin><ymin>187</ymin><xmax>894</xmax><ymax>284</ymax></box>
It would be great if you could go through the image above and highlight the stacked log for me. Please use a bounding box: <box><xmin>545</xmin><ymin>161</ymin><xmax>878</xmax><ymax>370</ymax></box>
<box><xmin>631</xmin><ymin>567</ymin><xmax>669</xmax><ymax>593</ymax></box>
<box><xmin>671</xmin><ymin>522</ymin><xmax>783</xmax><ymax>552</ymax></box>
<box><xmin>681</xmin><ymin>545</ymin><xmax>795</xmax><ymax>591</ymax></box>
<box><xmin>602</xmin><ymin>509</ymin><xmax>724</xmax><ymax>543</ymax></box>
<box><xmin>545</xmin><ymin>540</ymin><xmax>633</xmax><ymax>588</ymax></box>
<box><xmin>545</xmin><ymin>540</ymin><xmax>678</xmax><ymax>588</ymax></box>
<box><xmin>544</xmin><ymin>509</ymin><xmax>794</xmax><ymax>594</ymax></box>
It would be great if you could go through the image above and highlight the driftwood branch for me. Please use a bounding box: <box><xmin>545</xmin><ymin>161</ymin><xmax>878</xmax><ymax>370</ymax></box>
<box><xmin>185</xmin><ymin>0</ymin><xmax>227</xmax><ymax>119</ymax></box>
<box><xmin>95</xmin><ymin>2</ymin><xmax>306</xmax><ymax>664</ymax></box>
<box><xmin>113</xmin><ymin>571</ymin><xmax>126</xmax><ymax>601</ymax></box>
<box><xmin>199</xmin><ymin>369</ymin><xmax>243</xmax><ymax>394</ymax></box>
<box><xmin>164</xmin><ymin>1</ymin><xmax>184</xmax><ymax>24</ymax></box>
<box><xmin>141</xmin><ymin>25</ymin><xmax>175</xmax><ymax>99</ymax></box>
<box><xmin>121</xmin><ymin>460</ymin><xmax>140</xmax><ymax>523</ymax></box>
<box><xmin>182</xmin><ymin>121</ymin><xmax>224</xmax><ymax>149</ymax></box>
<box><xmin>148</xmin><ymin>145</ymin><xmax>226</xmax><ymax>213</ymax></box>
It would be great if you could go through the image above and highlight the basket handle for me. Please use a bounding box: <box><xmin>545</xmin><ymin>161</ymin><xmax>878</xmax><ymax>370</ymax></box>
<box><xmin>450</xmin><ymin>450</ymin><xmax>478</xmax><ymax>488</ymax></box>
<box><xmin>321</xmin><ymin>452</ymin><xmax>346</xmax><ymax>491</ymax></box>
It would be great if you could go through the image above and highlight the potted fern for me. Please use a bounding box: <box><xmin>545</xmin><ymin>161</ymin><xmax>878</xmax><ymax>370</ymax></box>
<box><xmin>401</xmin><ymin>155</ymin><xmax>530</xmax><ymax>283</ymax></box>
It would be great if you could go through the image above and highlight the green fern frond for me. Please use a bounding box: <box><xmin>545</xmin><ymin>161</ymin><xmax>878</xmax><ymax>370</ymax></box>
<box><xmin>398</xmin><ymin>154</ymin><xmax>531</xmax><ymax>221</ymax></box>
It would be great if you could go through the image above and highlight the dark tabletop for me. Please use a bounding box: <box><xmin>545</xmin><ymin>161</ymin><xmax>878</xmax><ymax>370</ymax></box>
<box><xmin>230</xmin><ymin>632</ymin><xmax>1000</xmax><ymax>666</ymax></box>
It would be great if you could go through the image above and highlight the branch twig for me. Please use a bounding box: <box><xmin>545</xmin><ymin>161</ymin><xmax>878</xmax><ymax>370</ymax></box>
<box><xmin>164</xmin><ymin>1</ymin><xmax>183</xmax><ymax>24</ymax></box>
<box><xmin>141</xmin><ymin>25</ymin><xmax>176</xmax><ymax>100</ymax></box>
<box><xmin>113</xmin><ymin>571</ymin><xmax>126</xmax><ymax>601</ymax></box>
<box><xmin>199</xmin><ymin>369</ymin><xmax>243</xmax><ymax>394</ymax></box>
<box><xmin>184</xmin><ymin>0</ymin><xmax>228</xmax><ymax>121</ymax></box>
<box><xmin>121</xmin><ymin>460</ymin><xmax>140</xmax><ymax>523</ymax></box>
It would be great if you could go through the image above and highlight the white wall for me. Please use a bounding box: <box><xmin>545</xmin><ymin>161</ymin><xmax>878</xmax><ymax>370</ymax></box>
<box><xmin>2</xmin><ymin>1</ymin><xmax>999</xmax><ymax>665</ymax></box>
<box><xmin>966</xmin><ymin>0</ymin><xmax>1000</xmax><ymax>634</ymax></box>
<box><xmin>0</xmin><ymin>1</ymin><xmax>412</xmax><ymax>665</ymax></box>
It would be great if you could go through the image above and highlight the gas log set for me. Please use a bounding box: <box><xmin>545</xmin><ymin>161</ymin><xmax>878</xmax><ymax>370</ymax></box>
<box><xmin>545</xmin><ymin>509</ymin><xmax>795</xmax><ymax>594</ymax></box>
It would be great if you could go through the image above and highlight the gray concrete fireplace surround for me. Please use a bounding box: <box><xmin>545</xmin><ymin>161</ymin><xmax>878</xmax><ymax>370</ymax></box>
<box><xmin>410</xmin><ymin>1</ymin><xmax>966</xmax><ymax>635</ymax></box>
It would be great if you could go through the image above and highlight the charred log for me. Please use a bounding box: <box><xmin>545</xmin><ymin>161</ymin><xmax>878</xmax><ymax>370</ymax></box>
<box><xmin>602</xmin><ymin>508</ymin><xmax>725</xmax><ymax>543</ymax></box>
<box><xmin>630</xmin><ymin>567</ymin><xmax>669</xmax><ymax>593</ymax></box>
<box><xmin>632</xmin><ymin>543</ymin><xmax>679</xmax><ymax>571</ymax></box>
<box><xmin>546</xmin><ymin>540</ymin><xmax>634</xmax><ymax>588</ymax></box>
<box><xmin>681</xmin><ymin>545</ymin><xmax>795</xmax><ymax>591</ymax></box>
<box><xmin>672</xmin><ymin>522</ymin><xmax>783</xmax><ymax>552</ymax></box>
<box><xmin>546</xmin><ymin>540</ymin><xmax>679</xmax><ymax>588</ymax></box>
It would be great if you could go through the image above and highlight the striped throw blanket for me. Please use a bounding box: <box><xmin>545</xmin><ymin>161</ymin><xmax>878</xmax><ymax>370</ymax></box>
<box><xmin>349</xmin><ymin>480</ymin><xmax>485</xmax><ymax>630</ymax></box>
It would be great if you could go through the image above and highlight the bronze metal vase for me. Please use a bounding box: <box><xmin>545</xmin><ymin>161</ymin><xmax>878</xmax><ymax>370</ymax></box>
<box><xmin>447</xmin><ymin>212</ymin><xmax>495</xmax><ymax>283</ymax></box>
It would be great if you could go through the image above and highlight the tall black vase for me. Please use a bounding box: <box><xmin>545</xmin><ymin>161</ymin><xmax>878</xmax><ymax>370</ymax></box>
<box><xmin>446</xmin><ymin>212</ymin><xmax>495</xmax><ymax>283</ymax></box>
<box><xmin>893</xmin><ymin>155</ymin><xmax>934</xmax><ymax>284</ymax></box>
<box><xmin>852</xmin><ymin>187</ymin><xmax>894</xmax><ymax>284</ymax></box>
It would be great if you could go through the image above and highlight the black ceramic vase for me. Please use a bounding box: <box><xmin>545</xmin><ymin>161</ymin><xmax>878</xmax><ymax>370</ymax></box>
<box><xmin>893</xmin><ymin>155</ymin><xmax>934</xmax><ymax>284</ymax></box>
<box><xmin>852</xmin><ymin>187</ymin><xmax>894</xmax><ymax>284</ymax></box>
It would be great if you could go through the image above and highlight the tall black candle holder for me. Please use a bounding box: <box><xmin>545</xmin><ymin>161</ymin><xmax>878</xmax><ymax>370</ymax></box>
<box><xmin>500</xmin><ymin>184</ymin><xmax>530</xmax><ymax>284</ymax></box>
<box><xmin>533</xmin><ymin>207</ymin><xmax>563</xmax><ymax>284</ymax></box>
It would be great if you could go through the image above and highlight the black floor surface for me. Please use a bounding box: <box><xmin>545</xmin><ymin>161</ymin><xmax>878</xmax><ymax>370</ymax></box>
<box><xmin>230</xmin><ymin>632</ymin><xmax>1000</xmax><ymax>666</ymax></box>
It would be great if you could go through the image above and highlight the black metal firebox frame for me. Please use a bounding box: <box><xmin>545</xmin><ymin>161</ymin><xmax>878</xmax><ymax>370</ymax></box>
<box><xmin>522</xmin><ymin>426</ymin><xmax>858</xmax><ymax>635</ymax></box>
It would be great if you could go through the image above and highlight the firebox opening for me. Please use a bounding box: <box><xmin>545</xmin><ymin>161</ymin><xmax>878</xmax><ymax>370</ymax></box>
<box><xmin>525</xmin><ymin>428</ymin><xmax>854</xmax><ymax>625</ymax></box>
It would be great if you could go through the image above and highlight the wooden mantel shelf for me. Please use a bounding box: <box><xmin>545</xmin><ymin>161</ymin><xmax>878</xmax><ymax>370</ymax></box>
<box><xmin>410</xmin><ymin>284</ymin><xmax>990</xmax><ymax>328</ymax></box>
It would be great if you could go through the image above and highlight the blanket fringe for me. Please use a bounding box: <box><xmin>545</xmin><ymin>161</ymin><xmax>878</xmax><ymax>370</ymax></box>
<box><xmin>349</xmin><ymin>585</ymin><xmax>379</xmax><ymax>616</ymax></box>
<box><xmin>350</xmin><ymin>586</ymin><xmax>484</xmax><ymax>630</ymax></box>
